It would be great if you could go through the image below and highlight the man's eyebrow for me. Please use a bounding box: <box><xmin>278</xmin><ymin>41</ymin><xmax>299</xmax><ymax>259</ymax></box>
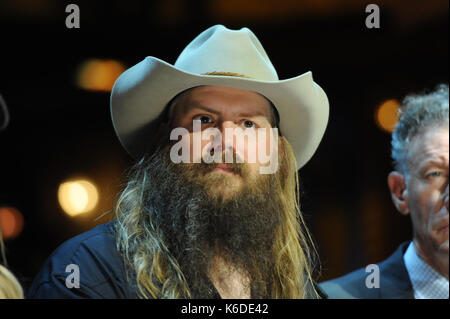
<box><xmin>184</xmin><ymin>102</ymin><xmax>219</xmax><ymax>115</ymax></box>
<box><xmin>185</xmin><ymin>102</ymin><xmax>270</xmax><ymax>119</ymax></box>
<box><xmin>235</xmin><ymin>112</ymin><xmax>269</xmax><ymax>119</ymax></box>
<box><xmin>421</xmin><ymin>157</ymin><xmax>449</xmax><ymax>170</ymax></box>
<box><xmin>426</xmin><ymin>159</ymin><xmax>448</xmax><ymax>167</ymax></box>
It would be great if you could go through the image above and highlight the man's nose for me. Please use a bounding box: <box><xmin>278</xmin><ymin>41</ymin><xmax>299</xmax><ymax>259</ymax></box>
<box><xmin>221</xmin><ymin>121</ymin><xmax>238</xmax><ymax>151</ymax></box>
<box><xmin>210</xmin><ymin>120</ymin><xmax>236</xmax><ymax>154</ymax></box>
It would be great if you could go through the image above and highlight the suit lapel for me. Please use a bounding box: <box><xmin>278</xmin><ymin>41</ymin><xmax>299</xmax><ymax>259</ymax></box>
<box><xmin>379</xmin><ymin>241</ymin><xmax>415</xmax><ymax>299</ymax></box>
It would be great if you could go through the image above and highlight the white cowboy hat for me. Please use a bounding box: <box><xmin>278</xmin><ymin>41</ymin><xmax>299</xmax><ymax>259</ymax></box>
<box><xmin>111</xmin><ymin>24</ymin><xmax>329</xmax><ymax>169</ymax></box>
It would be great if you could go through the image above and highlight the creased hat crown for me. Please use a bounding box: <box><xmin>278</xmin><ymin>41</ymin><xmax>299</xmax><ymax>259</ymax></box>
<box><xmin>174</xmin><ymin>25</ymin><xmax>279</xmax><ymax>81</ymax></box>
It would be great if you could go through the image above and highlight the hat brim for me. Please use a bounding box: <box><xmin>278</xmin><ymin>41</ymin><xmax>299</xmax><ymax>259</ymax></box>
<box><xmin>111</xmin><ymin>57</ymin><xmax>329</xmax><ymax>169</ymax></box>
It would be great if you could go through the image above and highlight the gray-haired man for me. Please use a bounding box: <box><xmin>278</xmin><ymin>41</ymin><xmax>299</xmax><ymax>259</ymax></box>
<box><xmin>320</xmin><ymin>85</ymin><xmax>449</xmax><ymax>299</ymax></box>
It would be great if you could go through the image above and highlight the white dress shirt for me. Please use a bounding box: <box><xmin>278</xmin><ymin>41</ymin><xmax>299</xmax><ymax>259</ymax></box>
<box><xmin>403</xmin><ymin>241</ymin><xmax>449</xmax><ymax>299</ymax></box>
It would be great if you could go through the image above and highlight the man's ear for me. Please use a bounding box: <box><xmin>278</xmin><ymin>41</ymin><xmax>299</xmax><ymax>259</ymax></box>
<box><xmin>387</xmin><ymin>171</ymin><xmax>409</xmax><ymax>216</ymax></box>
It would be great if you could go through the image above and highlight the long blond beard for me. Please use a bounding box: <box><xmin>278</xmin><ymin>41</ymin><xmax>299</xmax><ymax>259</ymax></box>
<box><xmin>115</xmin><ymin>136</ymin><xmax>320</xmax><ymax>298</ymax></box>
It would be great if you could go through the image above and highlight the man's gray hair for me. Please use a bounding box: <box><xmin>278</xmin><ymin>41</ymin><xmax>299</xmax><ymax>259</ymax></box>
<box><xmin>391</xmin><ymin>84</ymin><xmax>449</xmax><ymax>175</ymax></box>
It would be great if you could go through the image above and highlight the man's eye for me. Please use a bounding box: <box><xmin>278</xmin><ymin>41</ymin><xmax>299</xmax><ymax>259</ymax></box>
<box><xmin>242</xmin><ymin>120</ymin><xmax>255</xmax><ymax>128</ymax></box>
<box><xmin>426</xmin><ymin>170</ymin><xmax>444</xmax><ymax>179</ymax></box>
<box><xmin>430</xmin><ymin>171</ymin><xmax>442</xmax><ymax>177</ymax></box>
<box><xmin>193</xmin><ymin>115</ymin><xmax>212</xmax><ymax>124</ymax></box>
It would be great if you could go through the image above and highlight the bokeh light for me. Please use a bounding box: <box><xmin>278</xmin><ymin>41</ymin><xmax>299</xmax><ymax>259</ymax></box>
<box><xmin>0</xmin><ymin>206</ymin><xmax>25</xmax><ymax>239</ymax></box>
<box><xmin>375</xmin><ymin>99</ymin><xmax>400</xmax><ymax>133</ymax></box>
<box><xmin>75</xmin><ymin>59</ymin><xmax>125</xmax><ymax>92</ymax></box>
<box><xmin>57</xmin><ymin>179</ymin><xmax>99</xmax><ymax>217</ymax></box>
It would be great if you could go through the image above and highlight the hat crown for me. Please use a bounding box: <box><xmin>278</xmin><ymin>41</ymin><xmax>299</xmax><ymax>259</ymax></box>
<box><xmin>174</xmin><ymin>25</ymin><xmax>279</xmax><ymax>81</ymax></box>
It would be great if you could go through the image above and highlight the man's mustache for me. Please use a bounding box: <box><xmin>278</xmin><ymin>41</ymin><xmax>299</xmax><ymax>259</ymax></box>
<box><xmin>195</xmin><ymin>148</ymin><xmax>247</xmax><ymax>176</ymax></box>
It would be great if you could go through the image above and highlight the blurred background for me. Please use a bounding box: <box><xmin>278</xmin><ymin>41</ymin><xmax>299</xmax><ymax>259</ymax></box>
<box><xmin>0</xmin><ymin>0</ymin><xmax>448</xmax><ymax>292</ymax></box>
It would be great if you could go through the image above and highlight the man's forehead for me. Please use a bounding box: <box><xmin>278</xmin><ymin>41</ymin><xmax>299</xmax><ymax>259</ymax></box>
<box><xmin>409</xmin><ymin>126</ymin><xmax>449</xmax><ymax>169</ymax></box>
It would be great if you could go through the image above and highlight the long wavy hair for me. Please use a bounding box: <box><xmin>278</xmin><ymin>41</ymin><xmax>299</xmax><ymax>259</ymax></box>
<box><xmin>114</xmin><ymin>136</ymin><xmax>320</xmax><ymax>298</ymax></box>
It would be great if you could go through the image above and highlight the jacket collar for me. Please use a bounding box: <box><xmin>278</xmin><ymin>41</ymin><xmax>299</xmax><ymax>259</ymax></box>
<box><xmin>378</xmin><ymin>241</ymin><xmax>414</xmax><ymax>299</ymax></box>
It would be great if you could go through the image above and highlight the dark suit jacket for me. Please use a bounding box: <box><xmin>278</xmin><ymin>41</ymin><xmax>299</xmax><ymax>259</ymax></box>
<box><xmin>319</xmin><ymin>242</ymin><xmax>414</xmax><ymax>299</ymax></box>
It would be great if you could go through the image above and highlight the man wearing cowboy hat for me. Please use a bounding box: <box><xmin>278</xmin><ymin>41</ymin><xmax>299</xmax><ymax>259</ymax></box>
<box><xmin>28</xmin><ymin>25</ymin><xmax>329</xmax><ymax>299</ymax></box>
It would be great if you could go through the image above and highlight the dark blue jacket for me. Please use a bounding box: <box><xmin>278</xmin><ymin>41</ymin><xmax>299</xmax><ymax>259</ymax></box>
<box><xmin>319</xmin><ymin>242</ymin><xmax>414</xmax><ymax>299</ymax></box>
<box><xmin>27</xmin><ymin>221</ymin><xmax>326</xmax><ymax>299</ymax></box>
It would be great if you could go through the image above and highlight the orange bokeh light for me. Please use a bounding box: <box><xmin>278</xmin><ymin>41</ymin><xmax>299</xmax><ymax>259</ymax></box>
<box><xmin>76</xmin><ymin>59</ymin><xmax>125</xmax><ymax>92</ymax></box>
<box><xmin>375</xmin><ymin>99</ymin><xmax>400</xmax><ymax>133</ymax></box>
<box><xmin>0</xmin><ymin>207</ymin><xmax>24</xmax><ymax>239</ymax></box>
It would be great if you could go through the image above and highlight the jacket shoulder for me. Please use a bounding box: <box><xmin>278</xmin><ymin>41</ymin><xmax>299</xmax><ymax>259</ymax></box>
<box><xmin>27</xmin><ymin>221</ymin><xmax>131</xmax><ymax>298</ymax></box>
<box><xmin>319</xmin><ymin>267</ymin><xmax>376</xmax><ymax>299</ymax></box>
<box><xmin>319</xmin><ymin>242</ymin><xmax>412</xmax><ymax>299</ymax></box>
